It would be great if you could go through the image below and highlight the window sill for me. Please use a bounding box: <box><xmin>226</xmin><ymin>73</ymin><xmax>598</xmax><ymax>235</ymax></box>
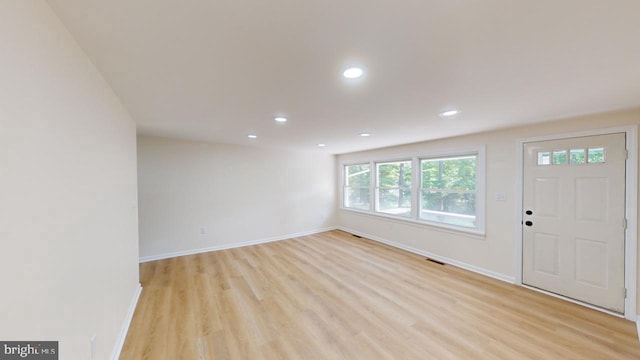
<box><xmin>339</xmin><ymin>207</ymin><xmax>486</xmax><ymax>240</ymax></box>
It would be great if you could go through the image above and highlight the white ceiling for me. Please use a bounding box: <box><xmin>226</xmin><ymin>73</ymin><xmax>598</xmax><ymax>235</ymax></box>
<box><xmin>47</xmin><ymin>0</ymin><xmax>640</xmax><ymax>154</ymax></box>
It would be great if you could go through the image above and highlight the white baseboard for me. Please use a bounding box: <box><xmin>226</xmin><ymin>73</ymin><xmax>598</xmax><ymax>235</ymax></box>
<box><xmin>338</xmin><ymin>226</ymin><xmax>515</xmax><ymax>284</ymax></box>
<box><xmin>139</xmin><ymin>227</ymin><xmax>338</xmax><ymax>263</ymax></box>
<box><xmin>110</xmin><ymin>283</ymin><xmax>143</xmax><ymax>360</ymax></box>
<box><xmin>637</xmin><ymin>316</ymin><xmax>639</xmax><ymax>342</ymax></box>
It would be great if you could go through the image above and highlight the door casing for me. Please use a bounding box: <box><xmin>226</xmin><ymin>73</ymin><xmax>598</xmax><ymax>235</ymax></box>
<box><xmin>515</xmin><ymin>125</ymin><xmax>637</xmax><ymax>320</ymax></box>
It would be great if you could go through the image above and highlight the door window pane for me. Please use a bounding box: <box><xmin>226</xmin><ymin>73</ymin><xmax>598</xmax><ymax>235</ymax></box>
<box><xmin>588</xmin><ymin>147</ymin><xmax>605</xmax><ymax>163</ymax></box>
<box><xmin>537</xmin><ymin>152</ymin><xmax>551</xmax><ymax>165</ymax></box>
<box><xmin>552</xmin><ymin>150</ymin><xmax>567</xmax><ymax>165</ymax></box>
<box><xmin>570</xmin><ymin>149</ymin><xmax>586</xmax><ymax>164</ymax></box>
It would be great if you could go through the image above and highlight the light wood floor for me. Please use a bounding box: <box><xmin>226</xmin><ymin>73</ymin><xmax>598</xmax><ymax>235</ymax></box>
<box><xmin>121</xmin><ymin>230</ymin><xmax>640</xmax><ymax>359</ymax></box>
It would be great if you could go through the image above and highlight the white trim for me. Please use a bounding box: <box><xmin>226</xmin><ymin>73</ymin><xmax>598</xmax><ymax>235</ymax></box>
<box><xmin>416</xmin><ymin>145</ymin><xmax>486</xmax><ymax>160</ymax></box>
<box><xmin>342</xmin><ymin>162</ymin><xmax>373</xmax><ymax>212</ymax></box>
<box><xmin>110</xmin><ymin>283</ymin><xmax>142</xmax><ymax>360</ymax></box>
<box><xmin>636</xmin><ymin>316</ymin><xmax>640</xmax><ymax>342</ymax></box>
<box><xmin>338</xmin><ymin>226</ymin><xmax>514</xmax><ymax>283</ymax></box>
<box><xmin>139</xmin><ymin>227</ymin><xmax>337</xmax><ymax>263</ymax></box>
<box><xmin>515</xmin><ymin>125</ymin><xmax>638</xmax><ymax>321</ymax></box>
<box><xmin>626</xmin><ymin>126</ymin><xmax>638</xmax><ymax>321</ymax></box>
<box><xmin>339</xmin><ymin>208</ymin><xmax>485</xmax><ymax>239</ymax></box>
<box><xmin>515</xmin><ymin>139</ymin><xmax>524</xmax><ymax>285</ymax></box>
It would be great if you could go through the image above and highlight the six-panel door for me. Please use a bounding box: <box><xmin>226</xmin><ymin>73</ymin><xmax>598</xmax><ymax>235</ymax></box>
<box><xmin>522</xmin><ymin>133</ymin><xmax>626</xmax><ymax>313</ymax></box>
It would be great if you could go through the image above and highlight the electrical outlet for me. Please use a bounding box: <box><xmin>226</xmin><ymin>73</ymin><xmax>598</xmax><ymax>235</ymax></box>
<box><xmin>496</xmin><ymin>192</ymin><xmax>507</xmax><ymax>202</ymax></box>
<box><xmin>200</xmin><ymin>227</ymin><xmax>207</xmax><ymax>235</ymax></box>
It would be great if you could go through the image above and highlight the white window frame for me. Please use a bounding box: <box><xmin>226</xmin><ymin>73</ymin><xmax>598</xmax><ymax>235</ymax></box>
<box><xmin>343</xmin><ymin>162</ymin><xmax>372</xmax><ymax>211</ymax></box>
<box><xmin>418</xmin><ymin>153</ymin><xmax>482</xmax><ymax>231</ymax></box>
<box><xmin>374</xmin><ymin>159</ymin><xmax>413</xmax><ymax>217</ymax></box>
<box><xmin>339</xmin><ymin>146</ymin><xmax>486</xmax><ymax>237</ymax></box>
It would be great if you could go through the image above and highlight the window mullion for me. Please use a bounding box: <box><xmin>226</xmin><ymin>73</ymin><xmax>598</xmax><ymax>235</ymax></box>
<box><xmin>411</xmin><ymin>156</ymin><xmax>422</xmax><ymax>220</ymax></box>
<box><xmin>370</xmin><ymin>161</ymin><xmax>375</xmax><ymax>212</ymax></box>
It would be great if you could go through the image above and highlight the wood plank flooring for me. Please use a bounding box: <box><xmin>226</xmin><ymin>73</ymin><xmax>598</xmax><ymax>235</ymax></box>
<box><xmin>120</xmin><ymin>230</ymin><xmax>640</xmax><ymax>359</ymax></box>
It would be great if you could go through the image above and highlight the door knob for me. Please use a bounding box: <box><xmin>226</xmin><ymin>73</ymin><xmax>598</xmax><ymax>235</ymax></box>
<box><xmin>525</xmin><ymin>221</ymin><xmax>533</xmax><ymax>226</ymax></box>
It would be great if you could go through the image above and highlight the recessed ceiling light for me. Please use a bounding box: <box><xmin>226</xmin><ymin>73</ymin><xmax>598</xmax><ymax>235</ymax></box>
<box><xmin>247</xmin><ymin>134</ymin><xmax>257</xmax><ymax>139</ymax></box>
<box><xmin>360</xmin><ymin>132</ymin><xmax>371</xmax><ymax>137</ymax></box>
<box><xmin>317</xmin><ymin>143</ymin><xmax>326</xmax><ymax>147</ymax></box>
<box><xmin>343</xmin><ymin>67</ymin><xmax>364</xmax><ymax>79</ymax></box>
<box><xmin>440</xmin><ymin>109</ymin><xmax>460</xmax><ymax>117</ymax></box>
<box><xmin>274</xmin><ymin>116</ymin><xmax>287</xmax><ymax>123</ymax></box>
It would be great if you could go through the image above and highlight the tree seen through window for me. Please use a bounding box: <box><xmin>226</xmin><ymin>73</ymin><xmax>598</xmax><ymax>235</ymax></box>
<box><xmin>420</xmin><ymin>155</ymin><xmax>477</xmax><ymax>227</ymax></box>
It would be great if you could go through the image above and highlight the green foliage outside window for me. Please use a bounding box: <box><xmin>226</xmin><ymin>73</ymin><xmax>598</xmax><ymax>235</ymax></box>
<box><xmin>421</xmin><ymin>156</ymin><xmax>476</xmax><ymax>227</ymax></box>
<box><xmin>346</xmin><ymin>164</ymin><xmax>370</xmax><ymax>186</ymax></box>
<box><xmin>344</xmin><ymin>164</ymin><xmax>371</xmax><ymax>210</ymax></box>
<box><xmin>376</xmin><ymin>161</ymin><xmax>412</xmax><ymax>215</ymax></box>
<box><xmin>345</xmin><ymin>154</ymin><xmax>479</xmax><ymax>229</ymax></box>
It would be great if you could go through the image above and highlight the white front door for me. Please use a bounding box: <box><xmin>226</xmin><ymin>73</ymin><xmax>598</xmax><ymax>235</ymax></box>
<box><xmin>522</xmin><ymin>133</ymin><xmax>626</xmax><ymax>313</ymax></box>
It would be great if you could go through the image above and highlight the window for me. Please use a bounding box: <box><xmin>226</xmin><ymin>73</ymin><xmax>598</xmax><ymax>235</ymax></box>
<box><xmin>537</xmin><ymin>152</ymin><xmax>551</xmax><ymax>165</ymax></box>
<box><xmin>588</xmin><ymin>147</ymin><xmax>605</xmax><ymax>163</ymax></box>
<box><xmin>552</xmin><ymin>150</ymin><xmax>567</xmax><ymax>165</ymax></box>
<box><xmin>570</xmin><ymin>149</ymin><xmax>585</xmax><ymax>164</ymax></box>
<box><xmin>420</xmin><ymin>155</ymin><xmax>477</xmax><ymax>228</ymax></box>
<box><xmin>344</xmin><ymin>163</ymin><xmax>371</xmax><ymax>210</ymax></box>
<box><xmin>537</xmin><ymin>147</ymin><xmax>605</xmax><ymax>166</ymax></box>
<box><xmin>340</xmin><ymin>148</ymin><xmax>485</xmax><ymax>235</ymax></box>
<box><xmin>375</xmin><ymin>160</ymin><xmax>412</xmax><ymax>217</ymax></box>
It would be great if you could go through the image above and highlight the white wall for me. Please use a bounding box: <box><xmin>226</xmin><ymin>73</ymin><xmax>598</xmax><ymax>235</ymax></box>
<box><xmin>137</xmin><ymin>136</ymin><xmax>336</xmax><ymax>260</ymax></box>
<box><xmin>0</xmin><ymin>1</ymin><xmax>139</xmax><ymax>359</ymax></box>
<box><xmin>337</xmin><ymin>108</ymin><xmax>640</xmax><ymax>309</ymax></box>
